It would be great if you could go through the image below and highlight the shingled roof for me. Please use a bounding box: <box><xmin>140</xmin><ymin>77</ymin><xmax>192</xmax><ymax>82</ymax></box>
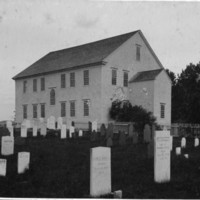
<box><xmin>129</xmin><ymin>69</ymin><xmax>163</xmax><ymax>83</ymax></box>
<box><xmin>13</xmin><ymin>30</ymin><xmax>139</xmax><ymax>80</ymax></box>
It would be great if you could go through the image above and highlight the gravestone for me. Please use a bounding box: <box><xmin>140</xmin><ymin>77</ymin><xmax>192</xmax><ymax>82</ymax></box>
<box><xmin>106</xmin><ymin>137</ymin><xmax>113</xmax><ymax>147</ymax></box>
<box><xmin>79</xmin><ymin>130</ymin><xmax>83</xmax><ymax>137</ymax></box>
<box><xmin>21</xmin><ymin>125</ymin><xmax>27</xmax><ymax>138</ymax></box>
<box><xmin>113</xmin><ymin>190</ymin><xmax>122</xmax><ymax>199</ymax></box>
<box><xmin>92</xmin><ymin>120</ymin><xmax>98</xmax><ymax>132</ymax></box>
<box><xmin>33</xmin><ymin>124</ymin><xmax>37</xmax><ymax>137</ymax></box>
<box><xmin>61</xmin><ymin>125</ymin><xmax>67</xmax><ymax>139</ymax></box>
<box><xmin>22</xmin><ymin>119</ymin><xmax>31</xmax><ymax>128</ymax></box>
<box><xmin>70</xmin><ymin>126</ymin><xmax>75</xmax><ymax>137</ymax></box>
<box><xmin>176</xmin><ymin>147</ymin><xmax>181</xmax><ymax>155</ymax></box>
<box><xmin>144</xmin><ymin>124</ymin><xmax>151</xmax><ymax>143</ymax></box>
<box><xmin>8</xmin><ymin>126</ymin><xmax>14</xmax><ymax>137</ymax></box>
<box><xmin>184</xmin><ymin>154</ymin><xmax>189</xmax><ymax>159</ymax></box>
<box><xmin>57</xmin><ymin>117</ymin><xmax>63</xmax><ymax>130</ymax></box>
<box><xmin>18</xmin><ymin>152</ymin><xmax>30</xmax><ymax>174</ymax></box>
<box><xmin>0</xmin><ymin>159</ymin><xmax>7</xmax><ymax>176</ymax></box>
<box><xmin>1</xmin><ymin>136</ymin><xmax>14</xmax><ymax>156</ymax></box>
<box><xmin>154</xmin><ymin>130</ymin><xmax>171</xmax><ymax>183</ymax></box>
<box><xmin>128</xmin><ymin>124</ymin><xmax>134</xmax><ymax>138</ymax></box>
<box><xmin>195</xmin><ymin>138</ymin><xmax>199</xmax><ymax>147</ymax></box>
<box><xmin>47</xmin><ymin>116</ymin><xmax>55</xmax><ymax>130</ymax></box>
<box><xmin>119</xmin><ymin>131</ymin><xmax>126</xmax><ymax>146</ymax></box>
<box><xmin>100</xmin><ymin>124</ymin><xmax>107</xmax><ymax>137</ymax></box>
<box><xmin>90</xmin><ymin>147</ymin><xmax>111</xmax><ymax>197</ymax></box>
<box><xmin>6</xmin><ymin>120</ymin><xmax>12</xmax><ymax>128</ymax></box>
<box><xmin>106</xmin><ymin>123</ymin><xmax>114</xmax><ymax>139</ymax></box>
<box><xmin>40</xmin><ymin>123</ymin><xmax>47</xmax><ymax>136</ymax></box>
<box><xmin>66</xmin><ymin>120</ymin><xmax>72</xmax><ymax>130</ymax></box>
<box><xmin>181</xmin><ymin>137</ymin><xmax>186</xmax><ymax>148</ymax></box>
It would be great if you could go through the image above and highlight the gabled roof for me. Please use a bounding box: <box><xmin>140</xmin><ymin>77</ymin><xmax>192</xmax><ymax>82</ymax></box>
<box><xmin>129</xmin><ymin>69</ymin><xmax>163</xmax><ymax>83</ymax></box>
<box><xmin>13</xmin><ymin>30</ymin><xmax>139</xmax><ymax>80</ymax></box>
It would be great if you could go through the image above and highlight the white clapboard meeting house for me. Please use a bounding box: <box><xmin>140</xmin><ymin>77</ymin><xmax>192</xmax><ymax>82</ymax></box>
<box><xmin>13</xmin><ymin>30</ymin><xmax>171</xmax><ymax>127</ymax></box>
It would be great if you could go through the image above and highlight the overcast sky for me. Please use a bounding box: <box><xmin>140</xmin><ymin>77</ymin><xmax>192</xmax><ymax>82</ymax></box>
<box><xmin>0</xmin><ymin>0</ymin><xmax>200</xmax><ymax>121</ymax></box>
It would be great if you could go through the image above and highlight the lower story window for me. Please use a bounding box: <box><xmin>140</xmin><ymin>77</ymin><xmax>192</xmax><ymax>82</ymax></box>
<box><xmin>61</xmin><ymin>102</ymin><xmax>66</xmax><ymax>117</ymax></box>
<box><xmin>70</xmin><ymin>101</ymin><xmax>75</xmax><ymax>117</ymax></box>
<box><xmin>23</xmin><ymin>105</ymin><xmax>27</xmax><ymax>119</ymax></box>
<box><xmin>41</xmin><ymin>104</ymin><xmax>45</xmax><ymax>118</ymax></box>
<box><xmin>160</xmin><ymin>103</ymin><xmax>165</xmax><ymax>118</ymax></box>
<box><xmin>33</xmin><ymin>104</ymin><xmax>38</xmax><ymax>118</ymax></box>
<box><xmin>83</xmin><ymin>99</ymin><xmax>90</xmax><ymax>116</ymax></box>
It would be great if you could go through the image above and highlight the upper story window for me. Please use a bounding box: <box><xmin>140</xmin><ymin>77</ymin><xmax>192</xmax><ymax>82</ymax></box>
<box><xmin>70</xmin><ymin>101</ymin><xmax>75</xmax><ymax>117</ymax></box>
<box><xmin>123</xmin><ymin>71</ymin><xmax>129</xmax><ymax>87</ymax></box>
<box><xmin>23</xmin><ymin>105</ymin><xmax>27</xmax><ymax>119</ymax></box>
<box><xmin>41</xmin><ymin>104</ymin><xmax>45</xmax><ymax>118</ymax></box>
<box><xmin>23</xmin><ymin>80</ymin><xmax>27</xmax><ymax>93</ymax></box>
<box><xmin>41</xmin><ymin>77</ymin><xmax>45</xmax><ymax>91</ymax></box>
<box><xmin>61</xmin><ymin>101</ymin><xmax>66</xmax><ymax>117</ymax></box>
<box><xmin>112</xmin><ymin>69</ymin><xmax>117</xmax><ymax>85</ymax></box>
<box><xmin>136</xmin><ymin>45</ymin><xmax>141</xmax><ymax>61</ymax></box>
<box><xmin>50</xmin><ymin>88</ymin><xmax>56</xmax><ymax>105</ymax></box>
<box><xmin>33</xmin><ymin>104</ymin><xmax>37</xmax><ymax>118</ymax></box>
<box><xmin>33</xmin><ymin>79</ymin><xmax>37</xmax><ymax>92</ymax></box>
<box><xmin>70</xmin><ymin>72</ymin><xmax>75</xmax><ymax>87</ymax></box>
<box><xmin>61</xmin><ymin>74</ymin><xmax>66</xmax><ymax>88</ymax></box>
<box><xmin>83</xmin><ymin>99</ymin><xmax>90</xmax><ymax>116</ymax></box>
<box><xmin>160</xmin><ymin>103</ymin><xmax>165</xmax><ymax>119</ymax></box>
<box><xmin>83</xmin><ymin>70</ymin><xmax>89</xmax><ymax>86</ymax></box>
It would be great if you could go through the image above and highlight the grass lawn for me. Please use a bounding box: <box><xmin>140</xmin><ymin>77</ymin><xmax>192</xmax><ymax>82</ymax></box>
<box><xmin>0</xmin><ymin>129</ymin><xmax>200</xmax><ymax>198</ymax></box>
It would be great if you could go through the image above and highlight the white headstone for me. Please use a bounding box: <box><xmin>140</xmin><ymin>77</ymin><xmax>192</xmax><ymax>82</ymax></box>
<box><xmin>57</xmin><ymin>117</ymin><xmax>63</xmax><ymax>130</ymax></box>
<box><xmin>90</xmin><ymin>147</ymin><xmax>111</xmax><ymax>197</ymax></box>
<box><xmin>184</xmin><ymin>154</ymin><xmax>189</xmax><ymax>159</ymax></box>
<box><xmin>92</xmin><ymin>120</ymin><xmax>98</xmax><ymax>132</ymax></box>
<box><xmin>0</xmin><ymin>159</ymin><xmax>7</xmax><ymax>176</ymax></box>
<box><xmin>47</xmin><ymin>116</ymin><xmax>55</xmax><ymax>130</ymax></box>
<box><xmin>176</xmin><ymin>147</ymin><xmax>181</xmax><ymax>155</ymax></box>
<box><xmin>1</xmin><ymin>136</ymin><xmax>14</xmax><ymax>156</ymax></box>
<box><xmin>70</xmin><ymin>126</ymin><xmax>75</xmax><ymax>136</ymax></box>
<box><xmin>18</xmin><ymin>152</ymin><xmax>30</xmax><ymax>174</ymax></box>
<box><xmin>79</xmin><ymin>130</ymin><xmax>83</xmax><ymax>137</ymax></box>
<box><xmin>154</xmin><ymin>131</ymin><xmax>171</xmax><ymax>183</ymax></box>
<box><xmin>195</xmin><ymin>138</ymin><xmax>199</xmax><ymax>147</ymax></box>
<box><xmin>6</xmin><ymin>120</ymin><xmax>12</xmax><ymax>128</ymax></box>
<box><xmin>113</xmin><ymin>190</ymin><xmax>122</xmax><ymax>199</ymax></box>
<box><xmin>181</xmin><ymin>137</ymin><xmax>186</xmax><ymax>148</ymax></box>
<box><xmin>21</xmin><ymin>125</ymin><xmax>27</xmax><ymax>138</ymax></box>
<box><xmin>33</xmin><ymin>125</ymin><xmax>38</xmax><ymax>137</ymax></box>
<box><xmin>22</xmin><ymin>119</ymin><xmax>31</xmax><ymax>128</ymax></box>
<box><xmin>61</xmin><ymin>124</ymin><xmax>67</xmax><ymax>139</ymax></box>
<box><xmin>40</xmin><ymin>123</ymin><xmax>47</xmax><ymax>136</ymax></box>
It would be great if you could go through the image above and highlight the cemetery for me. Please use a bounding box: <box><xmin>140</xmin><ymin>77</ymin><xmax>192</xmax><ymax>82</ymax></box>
<box><xmin>0</xmin><ymin>119</ymin><xmax>200</xmax><ymax>198</ymax></box>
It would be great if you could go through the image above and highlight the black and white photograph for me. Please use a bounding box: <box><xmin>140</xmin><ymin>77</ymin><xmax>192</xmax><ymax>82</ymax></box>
<box><xmin>0</xmin><ymin>0</ymin><xmax>200</xmax><ymax>198</ymax></box>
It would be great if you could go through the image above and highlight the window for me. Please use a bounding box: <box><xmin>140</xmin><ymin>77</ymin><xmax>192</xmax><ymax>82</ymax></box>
<box><xmin>136</xmin><ymin>45</ymin><xmax>141</xmax><ymax>61</ymax></box>
<box><xmin>70</xmin><ymin>72</ymin><xmax>75</xmax><ymax>87</ymax></box>
<box><xmin>50</xmin><ymin>89</ymin><xmax>56</xmax><ymax>105</ymax></box>
<box><xmin>41</xmin><ymin>104</ymin><xmax>45</xmax><ymax>118</ymax></box>
<box><xmin>160</xmin><ymin>103</ymin><xmax>165</xmax><ymax>118</ymax></box>
<box><xmin>123</xmin><ymin>71</ymin><xmax>128</xmax><ymax>87</ymax></box>
<box><xmin>70</xmin><ymin>101</ymin><xmax>75</xmax><ymax>117</ymax></box>
<box><xmin>33</xmin><ymin>79</ymin><xmax>37</xmax><ymax>92</ymax></box>
<box><xmin>83</xmin><ymin>70</ymin><xmax>89</xmax><ymax>86</ymax></box>
<box><xmin>41</xmin><ymin>77</ymin><xmax>45</xmax><ymax>91</ymax></box>
<box><xmin>112</xmin><ymin>69</ymin><xmax>117</xmax><ymax>85</ymax></box>
<box><xmin>23</xmin><ymin>105</ymin><xmax>27</xmax><ymax>119</ymax></box>
<box><xmin>61</xmin><ymin>102</ymin><xmax>66</xmax><ymax>117</ymax></box>
<box><xmin>33</xmin><ymin>104</ymin><xmax>37</xmax><ymax>118</ymax></box>
<box><xmin>61</xmin><ymin>74</ymin><xmax>66</xmax><ymax>88</ymax></box>
<box><xmin>23</xmin><ymin>80</ymin><xmax>27</xmax><ymax>93</ymax></box>
<box><xmin>83</xmin><ymin>99</ymin><xmax>90</xmax><ymax>116</ymax></box>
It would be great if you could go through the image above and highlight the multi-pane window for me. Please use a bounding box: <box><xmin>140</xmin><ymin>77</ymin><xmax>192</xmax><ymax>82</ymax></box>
<box><xmin>50</xmin><ymin>88</ymin><xmax>56</xmax><ymax>105</ymax></box>
<box><xmin>33</xmin><ymin>79</ymin><xmax>37</xmax><ymax>92</ymax></box>
<box><xmin>123</xmin><ymin>71</ymin><xmax>128</xmax><ymax>87</ymax></box>
<box><xmin>61</xmin><ymin>102</ymin><xmax>66</xmax><ymax>117</ymax></box>
<box><xmin>70</xmin><ymin>101</ymin><xmax>75</xmax><ymax>117</ymax></box>
<box><xmin>70</xmin><ymin>72</ymin><xmax>75</xmax><ymax>87</ymax></box>
<box><xmin>23</xmin><ymin>80</ymin><xmax>27</xmax><ymax>93</ymax></box>
<box><xmin>112</xmin><ymin>69</ymin><xmax>117</xmax><ymax>85</ymax></box>
<box><xmin>41</xmin><ymin>104</ymin><xmax>45</xmax><ymax>118</ymax></box>
<box><xmin>23</xmin><ymin>105</ymin><xmax>27</xmax><ymax>119</ymax></box>
<box><xmin>160</xmin><ymin>103</ymin><xmax>165</xmax><ymax>118</ymax></box>
<box><xmin>136</xmin><ymin>45</ymin><xmax>141</xmax><ymax>61</ymax></box>
<box><xmin>33</xmin><ymin>104</ymin><xmax>37</xmax><ymax>118</ymax></box>
<box><xmin>61</xmin><ymin>74</ymin><xmax>66</xmax><ymax>88</ymax></box>
<box><xmin>41</xmin><ymin>77</ymin><xmax>45</xmax><ymax>91</ymax></box>
<box><xmin>83</xmin><ymin>99</ymin><xmax>90</xmax><ymax>116</ymax></box>
<box><xmin>83</xmin><ymin>70</ymin><xmax>89</xmax><ymax>86</ymax></box>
